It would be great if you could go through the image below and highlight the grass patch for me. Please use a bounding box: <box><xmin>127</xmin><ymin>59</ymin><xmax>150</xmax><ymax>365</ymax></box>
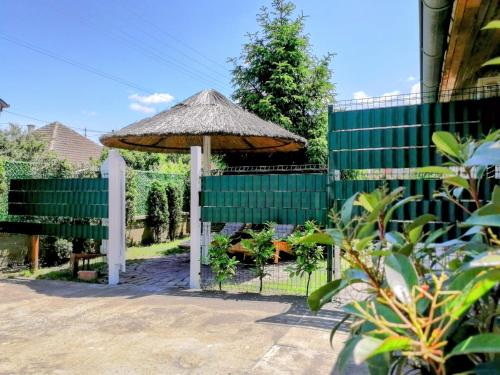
<box><xmin>2</xmin><ymin>238</ymin><xmax>189</xmax><ymax>282</ymax></box>
<box><xmin>126</xmin><ymin>238</ymin><xmax>187</xmax><ymax>260</ymax></box>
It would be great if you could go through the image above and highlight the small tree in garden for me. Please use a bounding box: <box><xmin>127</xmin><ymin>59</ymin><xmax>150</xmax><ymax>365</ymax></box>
<box><xmin>146</xmin><ymin>181</ymin><xmax>169</xmax><ymax>243</ymax></box>
<box><xmin>304</xmin><ymin>131</ymin><xmax>500</xmax><ymax>375</ymax></box>
<box><xmin>286</xmin><ymin>221</ymin><xmax>324</xmax><ymax>296</ymax></box>
<box><xmin>242</xmin><ymin>222</ymin><xmax>276</xmax><ymax>293</ymax></box>
<box><xmin>165</xmin><ymin>182</ymin><xmax>183</xmax><ymax>240</ymax></box>
<box><xmin>208</xmin><ymin>234</ymin><xmax>239</xmax><ymax>291</ymax></box>
<box><xmin>125</xmin><ymin>169</ymin><xmax>138</xmax><ymax>228</ymax></box>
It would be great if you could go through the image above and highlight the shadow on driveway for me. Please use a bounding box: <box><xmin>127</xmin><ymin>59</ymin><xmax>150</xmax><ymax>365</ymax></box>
<box><xmin>0</xmin><ymin>278</ymin><xmax>349</xmax><ymax>333</ymax></box>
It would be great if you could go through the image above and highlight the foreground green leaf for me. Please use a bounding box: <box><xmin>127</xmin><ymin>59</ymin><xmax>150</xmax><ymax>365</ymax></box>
<box><xmin>432</xmin><ymin>131</ymin><xmax>461</xmax><ymax>159</ymax></box>
<box><xmin>308</xmin><ymin>279</ymin><xmax>347</xmax><ymax>312</ymax></box>
<box><xmin>447</xmin><ymin>333</ymin><xmax>500</xmax><ymax>359</ymax></box>
<box><xmin>384</xmin><ymin>254</ymin><xmax>418</xmax><ymax>304</ymax></box>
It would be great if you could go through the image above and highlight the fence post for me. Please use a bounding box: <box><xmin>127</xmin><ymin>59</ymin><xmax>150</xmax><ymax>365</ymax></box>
<box><xmin>30</xmin><ymin>235</ymin><xmax>39</xmax><ymax>271</ymax></box>
<box><xmin>190</xmin><ymin>146</ymin><xmax>202</xmax><ymax>289</ymax></box>
<box><xmin>100</xmin><ymin>150</ymin><xmax>126</xmax><ymax>285</ymax></box>
<box><xmin>334</xmin><ymin>246</ymin><xmax>341</xmax><ymax>280</ymax></box>
<box><xmin>201</xmin><ymin>136</ymin><xmax>211</xmax><ymax>264</ymax></box>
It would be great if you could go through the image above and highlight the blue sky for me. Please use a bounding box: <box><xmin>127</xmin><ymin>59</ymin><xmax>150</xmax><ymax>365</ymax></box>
<box><xmin>0</xmin><ymin>0</ymin><xmax>419</xmax><ymax>142</ymax></box>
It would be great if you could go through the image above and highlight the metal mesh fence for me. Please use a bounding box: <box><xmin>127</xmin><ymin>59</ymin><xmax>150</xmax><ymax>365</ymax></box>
<box><xmin>200</xmin><ymin>256</ymin><xmax>330</xmax><ymax>296</ymax></box>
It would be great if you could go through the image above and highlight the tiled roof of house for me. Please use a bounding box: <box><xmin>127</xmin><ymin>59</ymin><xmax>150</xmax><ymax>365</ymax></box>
<box><xmin>33</xmin><ymin>122</ymin><xmax>102</xmax><ymax>167</ymax></box>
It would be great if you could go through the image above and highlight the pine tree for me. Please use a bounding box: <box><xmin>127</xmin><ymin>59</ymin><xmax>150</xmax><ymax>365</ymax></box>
<box><xmin>229</xmin><ymin>0</ymin><xmax>334</xmax><ymax>165</ymax></box>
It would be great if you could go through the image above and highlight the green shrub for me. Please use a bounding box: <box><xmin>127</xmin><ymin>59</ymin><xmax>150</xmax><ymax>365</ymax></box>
<box><xmin>286</xmin><ymin>221</ymin><xmax>324</xmax><ymax>296</ymax></box>
<box><xmin>146</xmin><ymin>181</ymin><xmax>169</xmax><ymax>243</ymax></box>
<box><xmin>242</xmin><ymin>222</ymin><xmax>276</xmax><ymax>293</ymax></box>
<box><xmin>305</xmin><ymin>131</ymin><xmax>500</xmax><ymax>374</ymax></box>
<box><xmin>0</xmin><ymin>158</ymin><xmax>6</xmax><ymax>219</ymax></box>
<box><xmin>125</xmin><ymin>169</ymin><xmax>138</xmax><ymax>227</ymax></box>
<box><xmin>208</xmin><ymin>234</ymin><xmax>239</xmax><ymax>291</ymax></box>
<box><xmin>182</xmin><ymin>174</ymin><xmax>190</xmax><ymax>212</ymax></box>
<box><xmin>165</xmin><ymin>182</ymin><xmax>183</xmax><ymax>240</ymax></box>
<box><xmin>40</xmin><ymin>237</ymin><xmax>73</xmax><ymax>266</ymax></box>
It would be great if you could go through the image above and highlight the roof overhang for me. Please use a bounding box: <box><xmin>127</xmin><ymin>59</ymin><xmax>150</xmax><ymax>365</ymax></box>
<box><xmin>420</xmin><ymin>0</ymin><xmax>500</xmax><ymax>102</ymax></box>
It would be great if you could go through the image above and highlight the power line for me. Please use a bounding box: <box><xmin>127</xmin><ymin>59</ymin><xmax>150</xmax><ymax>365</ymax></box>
<box><xmin>49</xmin><ymin>4</ymin><xmax>230</xmax><ymax>91</ymax></box>
<box><xmin>0</xmin><ymin>33</ymin><xmax>157</xmax><ymax>94</ymax></box>
<box><xmin>120</xmin><ymin>3</ymin><xmax>231</xmax><ymax>80</ymax></box>
<box><xmin>3</xmin><ymin>109</ymin><xmax>109</xmax><ymax>134</ymax></box>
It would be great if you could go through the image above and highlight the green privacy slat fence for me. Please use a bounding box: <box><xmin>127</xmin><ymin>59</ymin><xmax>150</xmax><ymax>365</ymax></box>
<box><xmin>201</xmin><ymin>173</ymin><xmax>328</xmax><ymax>225</ymax></box>
<box><xmin>7</xmin><ymin>178</ymin><xmax>108</xmax><ymax>219</ymax></box>
<box><xmin>0</xmin><ymin>177</ymin><xmax>108</xmax><ymax>239</ymax></box>
<box><xmin>328</xmin><ymin>97</ymin><xmax>499</xmax><ymax>170</ymax></box>
<box><xmin>328</xmin><ymin>96</ymin><xmax>500</xmax><ymax>237</ymax></box>
<box><xmin>0</xmin><ymin>222</ymin><xmax>108</xmax><ymax>240</ymax></box>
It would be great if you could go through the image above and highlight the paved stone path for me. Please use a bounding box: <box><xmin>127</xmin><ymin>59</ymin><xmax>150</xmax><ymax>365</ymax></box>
<box><xmin>119</xmin><ymin>253</ymin><xmax>190</xmax><ymax>291</ymax></box>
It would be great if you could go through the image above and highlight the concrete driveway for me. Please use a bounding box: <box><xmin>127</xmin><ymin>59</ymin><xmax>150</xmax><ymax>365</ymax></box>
<box><xmin>0</xmin><ymin>279</ymin><xmax>365</xmax><ymax>374</ymax></box>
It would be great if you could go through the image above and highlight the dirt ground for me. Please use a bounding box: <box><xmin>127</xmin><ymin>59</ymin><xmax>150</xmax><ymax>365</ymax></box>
<box><xmin>0</xmin><ymin>279</ymin><xmax>366</xmax><ymax>374</ymax></box>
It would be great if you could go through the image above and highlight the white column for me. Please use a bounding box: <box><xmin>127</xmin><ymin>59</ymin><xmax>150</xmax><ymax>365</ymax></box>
<box><xmin>201</xmin><ymin>136</ymin><xmax>211</xmax><ymax>264</ymax></box>
<box><xmin>190</xmin><ymin>146</ymin><xmax>202</xmax><ymax>289</ymax></box>
<box><xmin>100</xmin><ymin>150</ymin><xmax>126</xmax><ymax>285</ymax></box>
<box><xmin>334</xmin><ymin>246</ymin><xmax>341</xmax><ymax>280</ymax></box>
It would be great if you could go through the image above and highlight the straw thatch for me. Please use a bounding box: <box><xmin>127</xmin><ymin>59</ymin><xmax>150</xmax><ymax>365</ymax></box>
<box><xmin>100</xmin><ymin>89</ymin><xmax>307</xmax><ymax>153</ymax></box>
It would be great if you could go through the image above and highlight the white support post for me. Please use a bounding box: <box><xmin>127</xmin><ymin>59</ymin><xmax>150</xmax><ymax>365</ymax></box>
<box><xmin>201</xmin><ymin>136</ymin><xmax>211</xmax><ymax>264</ymax></box>
<box><xmin>334</xmin><ymin>246</ymin><xmax>341</xmax><ymax>280</ymax></box>
<box><xmin>190</xmin><ymin>146</ymin><xmax>202</xmax><ymax>289</ymax></box>
<box><xmin>100</xmin><ymin>150</ymin><xmax>126</xmax><ymax>285</ymax></box>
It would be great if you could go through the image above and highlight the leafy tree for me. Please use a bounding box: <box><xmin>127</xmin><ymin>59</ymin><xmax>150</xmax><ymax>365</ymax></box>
<box><xmin>0</xmin><ymin>124</ymin><xmax>73</xmax><ymax>176</ymax></box>
<box><xmin>146</xmin><ymin>181</ymin><xmax>169</xmax><ymax>243</ymax></box>
<box><xmin>165</xmin><ymin>182</ymin><xmax>183</xmax><ymax>240</ymax></box>
<box><xmin>208</xmin><ymin>234</ymin><xmax>239</xmax><ymax>291</ymax></box>
<box><xmin>229</xmin><ymin>0</ymin><xmax>334</xmax><ymax>165</ymax></box>
<box><xmin>286</xmin><ymin>220</ymin><xmax>324</xmax><ymax>296</ymax></box>
<box><xmin>242</xmin><ymin>222</ymin><xmax>276</xmax><ymax>292</ymax></box>
<box><xmin>100</xmin><ymin>148</ymin><xmax>160</xmax><ymax>171</ymax></box>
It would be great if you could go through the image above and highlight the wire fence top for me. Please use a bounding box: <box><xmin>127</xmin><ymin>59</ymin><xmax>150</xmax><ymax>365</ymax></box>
<box><xmin>329</xmin><ymin>85</ymin><xmax>500</xmax><ymax>112</ymax></box>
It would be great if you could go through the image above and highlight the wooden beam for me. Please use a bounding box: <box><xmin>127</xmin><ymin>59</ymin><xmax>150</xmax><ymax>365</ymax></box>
<box><xmin>30</xmin><ymin>235</ymin><xmax>39</xmax><ymax>271</ymax></box>
<box><xmin>440</xmin><ymin>0</ymin><xmax>500</xmax><ymax>100</ymax></box>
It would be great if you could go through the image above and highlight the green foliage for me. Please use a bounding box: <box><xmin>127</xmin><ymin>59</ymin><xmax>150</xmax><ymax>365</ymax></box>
<box><xmin>208</xmin><ymin>234</ymin><xmax>239</xmax><ymax>291</ymax></box>
<box><xmin>100</xmin><ymin>148</ymin><xmax>160</xmax><ymax>171</ymax></box>
<box><xmin>0</xmin><ymin>124</ymin><xmax>73</xmax><ymax>176</ymax></box>
<box><xmin>307</xmin><ymin>132</ymin><xmax>500</xmax><ymax>374</ymax></box>
<box><xmin>40</xmin><ymin>237</ymin><xmax>73</xmax><ymax>266</ymax></box>
<box><xmin>229</xmin><ymin>0</ymin><xmax>334</xmax><ymax>163</ymax></box>
<box><xmin>286</xmin><ymin>221</ymin><xmax>324</xmax><ymax>296</ymax></box>
<box><xmin>165</xmin><ymin>181</ymin><xmax>183</xmax><ymax>240</ymax></box>
<box><xmin>242</xmin><ymin>222</ymin><xmax>276</xmax><ymax>292</ymax></box>
<box><xmin>146</xmin><ymin>181</ymin><xmax>169</xmax><ymax>243</ymax></box>
<box><xmin>0</xmin><ymin>158</ymin><xmax>6</xmax><ymax>219</ymax></box>
<box><xmin>125</xmin><ymin>169</ymin><xmax>138</xmax><ymax>227</ymax></box>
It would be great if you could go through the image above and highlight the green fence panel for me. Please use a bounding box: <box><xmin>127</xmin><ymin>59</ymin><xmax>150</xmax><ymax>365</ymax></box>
<box><xmin>328</xmin><ymin>96</ymin><xmax>499</xmax><ymax>238</ymax></box>
<box><xmin>201</xmin><ymin>173</ymin><xmax>328</xmax><ymax>225</ymax></box>
<box><xmin>0</xmin><ymin>221</ymin><xmax>108</xmax><ymax>240</ymax></box>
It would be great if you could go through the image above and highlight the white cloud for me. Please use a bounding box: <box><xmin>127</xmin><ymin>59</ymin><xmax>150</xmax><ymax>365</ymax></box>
<box><xmin>351</xmin><ymin>84</ymin><xmax>423</xmax><ymax>107</ymax></box>
<box><xmin>129</xmin><ymin>92</ymin><xmax>174</xmax><ymax>105</ymax></box>
<box><xmin>407</xmin><ymin>75</ymin><xmax>416</xmax><ymax>82</ymax></box>
<box><xmin>352</xmin><ymin>90</ymin><xmax>401</xmax><ymax>106</ymax></box>
<box><xmin>353</xmin><ymin>91</ymin><xmax>369</xmax><ymax>100</ymax></box>
<box><xmin>81</xmin><ymin>110</ymin><xmax>97</xmax><ymax>116</ymax></box>
<box><xmin>411</xmin><ymin>82</ymin><xmax>420</xmax><ymax>94</ymax></box>
<box><xmin>129</xmin><ymin>102</ymin><xmax>156</xmax><ymax>114</ymax></box>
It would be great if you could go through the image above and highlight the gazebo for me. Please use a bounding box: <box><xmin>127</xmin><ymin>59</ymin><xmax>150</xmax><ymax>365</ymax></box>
<box><xmin>100</xmin><ymin>89</ymin><xmax>306</xmax><ymax>287</ymax></box>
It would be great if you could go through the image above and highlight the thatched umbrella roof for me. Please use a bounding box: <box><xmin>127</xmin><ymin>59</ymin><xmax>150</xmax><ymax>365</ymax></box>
<box><xmin>100</xmin><ymin>89</ymin><xmax>306</xmax><ymax>153</ymax></box>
